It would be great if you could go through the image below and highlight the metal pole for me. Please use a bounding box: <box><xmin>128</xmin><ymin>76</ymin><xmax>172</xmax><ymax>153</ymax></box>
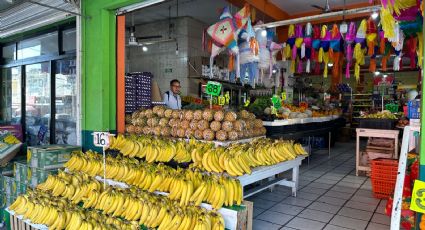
<box><xmin>254</xmin><ymin>6</ymin><xmax>381</xmax><ymax>29</ymax></box>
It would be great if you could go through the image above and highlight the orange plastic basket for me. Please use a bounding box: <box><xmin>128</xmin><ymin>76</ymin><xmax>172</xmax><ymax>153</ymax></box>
<box><xmin>370</xmin><ymin>158</ymin><xmax>399</xmax><ymax>199</ymax></box>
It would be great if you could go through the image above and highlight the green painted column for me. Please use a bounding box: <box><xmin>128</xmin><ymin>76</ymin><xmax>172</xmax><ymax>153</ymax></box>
<box><xmin>81</xmin><ymin>0</ymin><xmax>144</xmax><ymax>150</ymax></box>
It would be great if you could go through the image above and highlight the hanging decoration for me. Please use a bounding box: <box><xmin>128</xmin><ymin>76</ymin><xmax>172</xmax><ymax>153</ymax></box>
<box><xmin>353</xmin><ymin>19</ymin><xmax>367</xmax><ymax>82</ymax></box>
<box><xmin>366</xmin><ymin>18</ymin><xmax>378</xmax><ymax>73</ymax></box>
<box><xmin>319</xmin><ymin>25</ymin><xmax>331</xmax><ymax>78</ymax></box>
<box><xmin>312</xmin><ymin>25</ymin><xmax>322</xmax><ymax>75</ymax></box>
<box><xmin>329</xmin><ymin>24</ymin><xmax>342</xmax><ymax>78</ymax></box>
<box><xmin>239</xmin><ymin>17</ymin><xmax>259</xmax><ymax>86</ymax></box>
<box><xmin>294</xmin><ymin>25</ymin><xmax>304</xmax><ymax>73</ymax></box>
<box><xmin>206</xmin><ymin>5</ymin><xmax>250</xmax><ymax>80</ymax></box>
<box><xmin>345</xmin><ymin>22</ymin><xmax>356</xmax><ymax>79</ymax></box>
<box><xmin>304</xmin><ymin>23</ymin><xmax>313</xmax><ymax>73</ymax></box>
<box><xmin>285</xmin><ymin>25</ymin><xmax>296</xmax><ymax>73</ymax></box>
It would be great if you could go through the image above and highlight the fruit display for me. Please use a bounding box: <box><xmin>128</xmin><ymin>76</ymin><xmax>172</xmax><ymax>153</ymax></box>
<box><xmin>10</xmin><ymin>170</ymin><xmax>226</xmax><ymax>230</ymax></box>
<box><xmin>108</xmin><ymin>135</ymin><xmax>307</xmax><ymax>176</ymax></box>
<box><xmin>2</xmin><ymin>134</ymin><xmax>21</xmax><ymax>144</ymax></box>
<box><xmin>361</xmin><ymin>110</ymin><xmax>397</xmax><ymax>119</ymax></box>
<box><xmin>65</xmin><ymin>151</ymin><xmax>243</xmax><ymax>209</ymax></box>
<box><xmin>126</xmin><ymin>106</ymin><xmax>266</xmax><ymax>141</ymax></box>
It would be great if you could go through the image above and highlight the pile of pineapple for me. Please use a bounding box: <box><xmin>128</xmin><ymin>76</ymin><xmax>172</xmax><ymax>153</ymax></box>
<box><xmin>125</xmin><ymin>106</ymin><xmax>267</xmax><ymax>141</ymax></box>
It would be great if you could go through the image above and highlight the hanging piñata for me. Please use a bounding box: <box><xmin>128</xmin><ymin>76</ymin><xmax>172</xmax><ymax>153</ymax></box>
<box><xmin>304</xmin><ymin>23</ymin><xmax>313</xmax><ymax>73</ymax></box>
<box><xmin>294</xmin><ymin>25</ymin><xmax>304</xmax><ymax>73</ymax></box>
<box><xmin>345</xmin><ymin>22</ymin><xmax>356</xmax><ymax>79</ymax></box>
<box><xmin>312</xmin><ymin>25</ymin><xmax>322</xmax><ymax>74</ymax></box>
<box><xmin>239</xmin><ymin>17</ymin><xmax>259</xmax><ymax>86</ymax></box>
<box><xmin>366</xmin><ymin>18</ymin><xmax>378</xmax><ymax>73</ymax></box>
<box><xmin>319</xmin><ymin>25</ymin><xmax>331</xmax><ymax>78</ymax></box>
<box><xmin>354</xmin><ymin>19</ymin><xmax>367</xmax><ymax>81</ymax></box>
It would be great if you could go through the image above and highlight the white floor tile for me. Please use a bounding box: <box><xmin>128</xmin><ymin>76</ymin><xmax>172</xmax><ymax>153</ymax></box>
<box><xmin>350</xmin><ymin>195</ymin><xmax>380</xmax><ymax>206</ymax></box>
<box><xmin>257</xmin><ymin>210</ymin><xmax>294</xmax><ymax>225</ymax></box>
<box><xmin>337</xmin><ymin>207</ymin><xmax>374</xmax><ymax>221</ymax></box>
<box><xmin>252</xmin><ymin>198</ymin><xmax>277</xmax><ymax>209</ymax></box>
<box><xmin>324</xmin><ymin>190</ymin><xmax>353</xmax><ymax>200</ymax></box>
<box><xmin>253</xmin><ymin>207</ymin><xmax>265</xmax><ymax>218</ymax></box>
<box><xmin>253</xmin><ymin>219</ymin><xmax>282</xmax><ymax>230</ymax></box>
<box><xmin>371</xmin><ymin>213</ymin><xmax>391</xmax><ymax>225</ymax></box>
<box><xmin>300</xmin><ymin>186</ymin><xmax>328</xmax><ymax>195</ymax></box>
<box><xmin>285</xmin><ymin>217</ymin><xmax>326</xmax><ymax>230</ymax></box>
<box><xmin>269</xmin><ymin>203</ymin><xmax>304</xmax><ymax>216</ymax></box>
<box><xmin>344</xmin><ymin>200</ymin><xmax>378</xmax><ymax>212</ymax></box>
<box><xmin>281</xmin><ymin>197</ymin><xmax>313</xmax><ymax>208</ymax></box>
<box><xmin>309</xmin><ymin>182</ymin><xmax>334</xmax><ymax>189</ymax></box>
<box><xmin>308</xmin><ymin>201</ymin><xmax>341</xmax><ymax>214</ymax></box>
<box><xmin>330</xmin><ymin>215</ymin><xmax>368</xmax><ymax>230</ymax></box>
<box><xmin>295</xmin><ymin>191</ymin><xmax>321</xmax><ymax>201</ymax></box>
<box><xmin>317</xmin><ymin>196</ymin><xmax>347</xmax><ymax>206</ymax></box>
<box><xmin>366</xmin><ymin>222</ymin><xmax>390</xmax><ymax>230</ymax></box>
<box><xmin>323</xmin><ymin>224</ymin><xmax>352</xmax><ymax>230</ymax></box>
<box><xmin>298</xmin><ymin>208</ymin><xmax>334</xmax><ymax>223</ymax></box>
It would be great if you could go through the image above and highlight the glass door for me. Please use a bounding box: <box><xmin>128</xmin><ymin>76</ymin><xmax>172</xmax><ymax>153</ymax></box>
<box><xmin>55</xmin><ymin>59</ymin><xmax>77</xmax><ymax>145</ymax></box>
<box><xmin>25</xmin><ymin>62</ymin><xmax>50</xmax><ymax>146</ymax></box>
<box><xmin>0</xmin><ymin>67</ymin><xmax>22</xmax><ymax>124</ymax></box>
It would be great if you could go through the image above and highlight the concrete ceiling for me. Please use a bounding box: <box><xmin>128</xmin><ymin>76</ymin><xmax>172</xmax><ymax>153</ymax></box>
<box><xmin>269</xmin><ymin>0</ymin><xmax>371</xmax><ymax>15</ymax></box>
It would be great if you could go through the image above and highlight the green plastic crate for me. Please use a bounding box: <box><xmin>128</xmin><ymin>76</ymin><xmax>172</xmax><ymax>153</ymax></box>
<box><xmin>27</xmin><ymin>144</ymin><xmax>81</xmax><ymax>169</ymax></box>
<box><xmin>13</xmin><ymin>162</ymin><xmax>28</xmax><ymax>184</ymax></box>
<box><xmin>29</xmin><ymin>167</ymin><xmax>59</xmax><ymax>188</ymax></box>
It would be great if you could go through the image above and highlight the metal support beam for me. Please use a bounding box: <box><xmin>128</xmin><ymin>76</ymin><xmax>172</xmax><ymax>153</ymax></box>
<box><xmin>28</xmin><ymin>0</ymin><xmax>90</xmax><ymax>19</ymax></box>
<box><xmin>255</xmin><ymin>5</ymin><xmax>381</xmax><ymax>29</ymax></box>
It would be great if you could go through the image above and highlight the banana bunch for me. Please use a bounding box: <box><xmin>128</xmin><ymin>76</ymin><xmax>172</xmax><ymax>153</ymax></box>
<box><xmin>3</xmin><ymin>134</ymin><xmax>20</xmax><ymax>144</ymax></box>
<box><xmin>65</xmin><ymin>152</ymin><xmax>243</xmax><ymax>209</ymax></box>
<box><xmin>193</xmin><ymin>139</ymin><xmax>307</xmax><ymax>176</ymax></box>
<box><xmin>109</xmin><ymin>134</ymin><xmax>213</xmax><ymax>163</ymax></box>
<box><xmin>9</xmin><ymin>189</ymin><xmax>136</xmax><ymax>230</ymax></box>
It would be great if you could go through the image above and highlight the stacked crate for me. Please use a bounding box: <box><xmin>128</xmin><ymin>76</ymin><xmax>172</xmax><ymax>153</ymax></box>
<box><xmin>125</xmin><ymin>72</ymin><xmax>153</xmax><ymax>114</ymax></box>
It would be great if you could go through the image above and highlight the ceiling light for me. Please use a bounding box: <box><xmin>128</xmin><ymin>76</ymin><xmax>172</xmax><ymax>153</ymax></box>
<box><xmin>374</xmin><ymin>71</ymin><xmax>380</xmax><ymax>76</ymax></box>
<box><xmin>272</xmin><ymin>69</ymin><xmax>277</xmax><ymax>74</ymax></box>
<box><xmin>371</xmin><ymin>11</ymin><xmax>379</xmax><ymax>19</ymax></box>
<box><xmin>327</xmin><ymin>63</ymin><xmax>333</xmax><ymax>67</ymax></box>
<box><xmin>383</xmin><ymin>74</ymin><xmax>388</xmax><ymax>78</ymax></box>
<box><xmin>261</xmin><ymin>30</ymin><xmax>267</xmax><ymax>37</ymax></box>
<box><xmin>142</xmin><ymin>46</ymin><xmax>148</xmax><ymax>52</ymax></box>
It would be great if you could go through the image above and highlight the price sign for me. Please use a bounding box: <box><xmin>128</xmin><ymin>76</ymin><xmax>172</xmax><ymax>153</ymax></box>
<box><xmin>271</xmin><ymin>95</ymin><xmax>282</xmax><ymax>109</ymax></box>
<box><xmin>271</xmin><ymin>107</ymin><xmax>278</xmax><ymax>115</ymax></box>
<box><xmin>205</xmin><ymin>81</ymin><xmax>222</xmax><ymax>96</ymax></box>
<box><xmin>410</xmin><ymin>180</ymin><xmax>425</xmax><ymax>213</ymax></box>
<box><xmin>244</xmin><ymin>97</ymin><xmax>251</xmax><ymax>107</ymax></box>
<box><xmin>93</xmin><ymin>132</ymin><xmax>110</xmax><ymax>147</ymax></box>
<box><xmin>281</xmin><ymin>90</ymin><xmax>287</xmax><ymax>101</ymax></box>
<box><xmin>224</xmin><ymin>91</ymin><xmax>230</xmax><ymax>104</ymax></box>
<box><xmin>218</xmin><ymin>96</ymin><xmax>225</xmax><ymax>106</ymax></box>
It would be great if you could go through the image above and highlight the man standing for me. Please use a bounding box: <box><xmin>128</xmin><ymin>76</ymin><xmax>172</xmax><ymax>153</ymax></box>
<box><xmin>163</xmin><ymin>79</ymin><xmax>182</xmax><ymax>109</ymax></box>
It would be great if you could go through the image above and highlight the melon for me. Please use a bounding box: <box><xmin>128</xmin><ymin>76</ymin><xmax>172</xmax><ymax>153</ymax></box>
<box><xmin>193</xmin><ymin>110</ymin><xmax>203</xmax><ymax>120</ymax></box>
<box><xmin>189</xmin><ymin>121</ymin><xmax>198</xmax><ymax>130</ymax></box>
<box><xmin>172</xmin><ymin>110</ymin><xmax>181</xmax><ymax>119</ymax></box>
<box><xmin>215</xmin><ymin>130</ymin><xmax>228</xmax><ymax>141</ymax></box>
<box><xmin>144</xmin><ymin>109</ymin><xmax>154</xmax><ymax>118</ymax></box>
<box><xmin>194</xmin><ymin>130</ymin><xmax>204</xmax><ymax>139</ymax></box>
<box><xmin>185</xmin><ymin>129</ymin><xmax>194</xmax><ymax>138</ymax></box>
<box><xmin>203</xmin><ymin>129</ymin><xmax>215</xmax><ymax>141</ymax></box>
<box><xmin>210</xmin><ymin>121</ymin><xmax>222</xmax><ymax>132</ymax></box>
<box><xmin>233</xmin><ymin>120</ymin><xmax>244</xmax><ymax>131</ymax></box>
<box><xmin>161</xmin><ymin>128</ymin><xmax>171</xmax><ymax>137</ymax></box>
<box><xmin>228</xmin><ymin>131</ymin><xmax>238</xmax><ymax>140</ymax></box>
<box><xmin>164</xmin><ymin>109</ymin><xmax>173</xmax><ymax>118</ymax></box>
<box><xmin>214</xmin><ymin>110</ymin><xmax>225</xmax><ymax>122</ymax></box>
<box><xmin>184</xmin><ymin>110</ymin><xmax>194</xmax><ymax>120</ymax></box>
<box><xmin>159</xmin><ymin>118</ymin><xmax>169</xmax><ymax>127</ymax></box>
<box><xmin>181</xmin><ymin>120</ymin><xmax>190</xmax><ymax>129</ymax></box>
<box><xmin>254</xmin><ymin>119</ymin><xmax>263</xmax><ymax>128</ymax></box>
<box><xmin>197</xmin><ymin>120</ymin><xmax>209</xmax><ymax>131</ymax></box>
<box><xmin>224</xmin><ymin>111</ymin><xmax>237</xmax><ymax>122</ymax></box>
<box><xmin>153</xmin><ymin>127</ymin><xmax>161</xmax><ymax>136</ymax></box>
<box><xmin>222</xmin><ymin>121</ymin><xmax>233</xmax><ymax>132</ymax></box>
<box><xmin>142</xmin><ymin>126</ymin><xmax>152</xmax><ymax>135</ymax></box>
<box><xmin>126</xmin><ymin>125</ymin><xmax>135</xmax><ymax>134</ymax></box>
<box><xmin>177</xmin><ymin>128</ymin><xmax>186</xmax><ymax>138</ymax></box>
<box><xmin>202</xmin><ymin>109</ymin><xmax>214</xmax><ymax>121</ymax></box>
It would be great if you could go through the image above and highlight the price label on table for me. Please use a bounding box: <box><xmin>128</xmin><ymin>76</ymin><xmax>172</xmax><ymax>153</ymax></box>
<box><xmin>281</xmin><ymin>90</ymin><xmax>287</xmax><ymax>101</ymax></box>
<box><xmin>224</xmin><ymin>91</ymin><xmax>230</xmax><ymax>104</ymax></box>
<box><xmin>205</xmin><ymin>81</ymin><xmax>222</xmax><ymax>96</ymax></box>
<box><xmin>93</xmin><ymin>132</ymin><xmax>110</xmax><ymax>147</ymax></box>
<box><xmin>244</xmin><ymin>97</ymin><xmax>251</xmax><ymax>107</ymax></box>
<box><xmin>385</xmin><ymin>103</ymin><xmax>398</xmax><ymax>113</ymax></box>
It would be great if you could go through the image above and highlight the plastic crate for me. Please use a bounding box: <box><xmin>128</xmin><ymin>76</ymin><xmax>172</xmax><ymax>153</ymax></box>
<box><xmin>358</xmin><ymin>118</ymin><xmax>397</xmax><ymax>130</ymax></box>
<box><xmin>370</xmin><ymin>159</ymin><xmax>398</xmax><ymax>199</ymax></box>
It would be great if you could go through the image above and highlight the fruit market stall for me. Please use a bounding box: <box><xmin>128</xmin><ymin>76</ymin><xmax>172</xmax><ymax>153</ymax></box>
<box><xmin>0</xmin><ymin>132</ymin><xmax>22</xmax><ymax>166</ymax></box>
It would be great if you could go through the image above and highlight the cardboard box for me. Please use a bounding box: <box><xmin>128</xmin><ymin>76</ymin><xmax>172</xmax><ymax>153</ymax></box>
<box><xmin>27</xmin><ymin>144</ymin><xmax>81</xmax><ymax>169</ymax></box>
<box><xmin>2</xmin><ymin>176</ymin><xmax>14</xmax><ymax>196</ymax></box>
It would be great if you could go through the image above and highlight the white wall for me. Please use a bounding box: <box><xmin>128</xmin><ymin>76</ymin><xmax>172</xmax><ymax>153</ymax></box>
<box><xmin>127</xmin><ymin>17</ymin><xmax>208</xmax><ymax>97</ymax></box>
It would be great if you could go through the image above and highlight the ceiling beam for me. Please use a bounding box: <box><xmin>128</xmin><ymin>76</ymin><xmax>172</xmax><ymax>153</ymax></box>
<box><xmin>287</xmin><ymin>2</ymin><xmax>379</xmax><ymax>25</ymax></box>
<box><xmin>226</xmin><ymin>0</ymin><xmax>289</xmax><ymax>20</ymax></box>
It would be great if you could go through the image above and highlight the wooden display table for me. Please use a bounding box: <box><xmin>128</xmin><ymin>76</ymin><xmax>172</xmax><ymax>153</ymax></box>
<box><xmin>356</xmin><ymin>128</ymin><xmax>399</xmax><ymax>176</ymax></box>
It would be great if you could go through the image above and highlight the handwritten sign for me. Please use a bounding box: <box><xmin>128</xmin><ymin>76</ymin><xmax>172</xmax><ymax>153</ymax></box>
<box><xmin>205</xmin><ymin>81</ymin><xmax>222</xmax><ymax>96</ymax></box>
<box><xmin>271</xmin><ymin>95</ymin><xmax>282</xmax><ymax>109</ymax></box>
<box><xmin>93</xmin><ymin>132</ymin><xmax>110</xmax><ymax>148</ymax></box>
<box><xmin>410</xmin><ymin>180</ymin><xmax>425</xmax><ymax>213</ymax></box>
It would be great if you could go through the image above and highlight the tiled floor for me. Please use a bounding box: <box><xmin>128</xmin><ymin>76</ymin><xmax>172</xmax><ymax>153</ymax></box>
<box><xmin>247</xmin><ymin>141</ymin><xmax>390</xmax><ymax>230</ymax></box>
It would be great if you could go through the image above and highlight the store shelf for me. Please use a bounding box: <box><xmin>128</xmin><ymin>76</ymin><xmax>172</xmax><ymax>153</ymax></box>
<box><xmin>353</xmin><ymin>105</ymin><xmax>372</xmax><ymax>107</ymax></box>
<box><xmin>353</xmin><ymin>99</ymin><xmax>372</xmax><ymax>102</ymax></box>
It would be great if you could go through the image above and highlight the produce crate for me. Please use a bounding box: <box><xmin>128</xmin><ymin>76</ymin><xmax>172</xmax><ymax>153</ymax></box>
<box><xmin>358</xmin><ymin>118</ymin><xmax>397</xmax><ymax>130</ymax></box>
<box><xmin>13</xmin><ymin>162</ymin><xmax>28</xmax><ymax>183</ymax></box>
<box><xmin>28</xmin><ymin>167</ymin><xmax>59</xmax><ymax>188</ymax></box>
<box><xmin>370</xmin><ymin>158</ymin><xmax>398</xmax><ymax>199</ymax></box>
<box><xmin>9</xmin><ymin>212</ymin><xmax>38</xmax><ymax>230</ymax></box>
<box><xmin>2</xmin><ymin>176</ymin><xmax>14</xmax><ymax>196</ymax></box>
<box><xmin>27</xmin><ymin>144</ymin><xmax>81</xmax><ymax>169</ymax></box>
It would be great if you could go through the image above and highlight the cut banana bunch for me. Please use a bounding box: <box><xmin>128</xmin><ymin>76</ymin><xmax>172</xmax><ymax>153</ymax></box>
<box><xmin>9</xmin><ymin>190</ymin><xmax>134</xmax><ymax>230</ymax></box>
<box><xmin>65</xmin><ymin>152</ymin><xmax>243</xmax><ymax>209</ymax></box>
<box><xmin>108</xmin><ymin>134</ymin><xmax>307</xmax><ymax>176</ymax></box>
<box><xmin>3</xmin><ymin>134</ymin><xmax>20</xmax><ymax>144</ymax></box>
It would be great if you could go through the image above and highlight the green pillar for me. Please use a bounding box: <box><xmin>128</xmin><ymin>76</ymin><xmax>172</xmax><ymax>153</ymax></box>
<box><xmin>81</xmin><ymin>0</ymin><xmax>144</xmax><ymax>150</ymax></box>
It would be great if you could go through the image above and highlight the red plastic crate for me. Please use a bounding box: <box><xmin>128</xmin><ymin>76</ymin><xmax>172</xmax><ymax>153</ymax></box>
<box><xmin>370</xmin><ymin>158</ymin><xmax>399</xmax><ymax>199</ymax></box>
